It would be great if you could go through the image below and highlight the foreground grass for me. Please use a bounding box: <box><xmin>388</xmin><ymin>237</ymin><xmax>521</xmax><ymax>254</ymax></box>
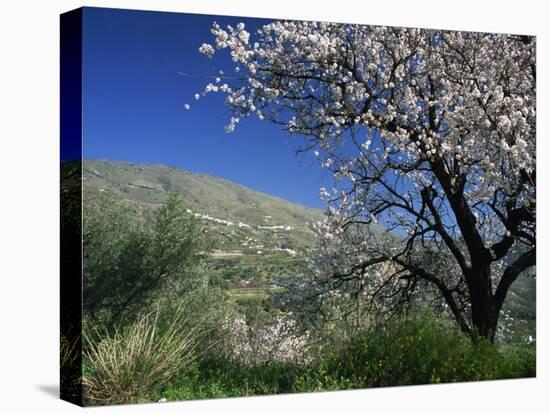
<box><xmin>146</xmin><ymin>315</ymin><xmax>535</xmax><ymax>403</ymax></box>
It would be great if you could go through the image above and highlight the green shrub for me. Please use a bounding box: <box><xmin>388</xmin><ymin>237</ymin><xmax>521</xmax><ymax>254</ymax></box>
<box><xmin>83</xmin><ymin>193</ymin><xmax>211</xmax><ymax>329</ymax></box>
<box><xmin>317</xmin><ymin>313</ymin><xmax>535</xmax><ymax>388</ymax></box>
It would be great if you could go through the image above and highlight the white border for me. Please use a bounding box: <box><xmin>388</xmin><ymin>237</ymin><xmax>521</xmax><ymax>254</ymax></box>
<box><xmin>0</xmin><ymin>1</ymin><xmax>547</xmax><ymax>413</ymax></box>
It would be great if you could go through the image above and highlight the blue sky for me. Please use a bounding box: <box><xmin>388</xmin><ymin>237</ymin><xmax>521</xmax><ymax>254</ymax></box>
<box><xmin>80</xmin><ymin>7</ymin><xmax>329</xmax><ymax>209</ymax></box>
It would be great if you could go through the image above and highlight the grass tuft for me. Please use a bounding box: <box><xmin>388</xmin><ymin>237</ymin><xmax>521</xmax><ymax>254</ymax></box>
<box><xmin>83</xmin><ymin>306</ymin><xmax>204</xmax><ymax>405</ymax></box>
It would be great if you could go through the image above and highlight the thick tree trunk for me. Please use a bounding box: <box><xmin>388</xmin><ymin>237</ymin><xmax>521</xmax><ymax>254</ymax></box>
<box><xmin>468</xmin><ymin>265</ymin><xmax>499</xmax><ymax>343</ymax></box>
<box><xmin>471</xmin><ymin>297</ymin><xmax>499</xmax><ymax>342</ymax></box>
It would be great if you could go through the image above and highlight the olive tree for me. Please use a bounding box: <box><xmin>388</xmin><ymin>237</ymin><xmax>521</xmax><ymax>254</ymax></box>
<box><xmin>83</xmin><ymin>193</ymin><xmax>211</xmax><ymax>328</ymax></box>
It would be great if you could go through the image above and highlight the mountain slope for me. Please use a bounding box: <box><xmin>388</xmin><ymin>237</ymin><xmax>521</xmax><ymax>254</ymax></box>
<box><xmin>79</xmin><ymin>159</ymin><xmax>327</xmax><ymax>289</ymax></box>
<box><xmin>84</xmin><ymin>160</ymin><xmax>320</xmax><ymax>224</ymax></box>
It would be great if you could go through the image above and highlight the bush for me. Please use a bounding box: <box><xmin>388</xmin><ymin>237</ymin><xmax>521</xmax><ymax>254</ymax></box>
<box><xmin>83</xmin><ymin>306</ymin><xmax>205</xmax><ymax>405</ymax></box>
<box><xmin>315</xmin><ymin>313</ymin><xmax>536</xmax><ymax>388</ymax></box>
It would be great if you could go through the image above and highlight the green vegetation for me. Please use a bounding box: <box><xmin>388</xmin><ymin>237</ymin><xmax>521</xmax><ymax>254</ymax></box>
<box><xmin>82</xmin><ymin>158</ymin><xmax>320</xmax><ymax>291</ymax></box>
<box><xmin>66</xmin><ymin>160</ymin><xmax>535</xmax><ymax>406</ymax></box>
<box><xmin>83</xmin><ymin>192</ymin><xmax>211</xmax><ymax>329</ymax></box>
<box><xmin>145</xmin><ymin>314</ymin><xmax>534</xmax><ymax>402</ymax></box>
<box><xmin>316</xmin><ymin>314</ymin><xmax>535</xmax><ymax>387</ymax></box>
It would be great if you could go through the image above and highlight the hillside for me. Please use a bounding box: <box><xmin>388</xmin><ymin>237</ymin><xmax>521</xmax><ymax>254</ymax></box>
<box><xmin>82</xmin><ymin>158</ymin><xmax>321</xmax><ymax>249</ymax></box>
<box><xmin>80</xmin><ymin>159</ymin><xmax>324</xmax><ymax>289</ymax></box>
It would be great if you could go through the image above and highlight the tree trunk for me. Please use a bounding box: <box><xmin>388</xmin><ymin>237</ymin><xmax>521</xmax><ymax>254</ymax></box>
<box><xmin>468</xmin><ymin>265</ymin><xmax>499</xmax><ymax>343</ymax></box>
<box><xmin>471</xmin><ymin>297</ymin><xmax>499</xmax><ymax>342</ymax></box>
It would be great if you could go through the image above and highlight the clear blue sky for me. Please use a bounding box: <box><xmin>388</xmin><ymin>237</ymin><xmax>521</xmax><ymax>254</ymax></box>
<box><xmin>80</xmin><ymin>7</ymin><xmax>329</xmax><ymax>209</ymax></box>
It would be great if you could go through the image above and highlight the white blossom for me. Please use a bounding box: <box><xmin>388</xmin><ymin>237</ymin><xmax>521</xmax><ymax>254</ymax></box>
<box><xmin>198</xmin><ymin>43</ymin><xmax>215</xmax><ymax>58</ymax></box>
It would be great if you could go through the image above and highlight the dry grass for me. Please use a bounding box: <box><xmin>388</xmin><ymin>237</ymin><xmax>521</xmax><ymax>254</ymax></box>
<box><xmin>83</xmin><ymin>306</ymin><xmax>204</xmax><ymax>405</ymax></box>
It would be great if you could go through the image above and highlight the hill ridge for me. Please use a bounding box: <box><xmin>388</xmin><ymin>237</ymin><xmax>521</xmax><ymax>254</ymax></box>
<box><xmin>82</xmin><ymin>158</ymin><xmax>323</xmax><ymax>215</ymax></box>
<box><xmin>80</xmin><ymin>159</ymin><xmax>323</xmax><ymax>256</ymax></box>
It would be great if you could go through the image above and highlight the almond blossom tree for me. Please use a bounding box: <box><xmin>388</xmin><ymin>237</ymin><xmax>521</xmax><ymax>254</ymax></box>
<box><xmin>190</xmin><ymin>21</ymin><xmax>536</xmax><ymax>342</ymax></box>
